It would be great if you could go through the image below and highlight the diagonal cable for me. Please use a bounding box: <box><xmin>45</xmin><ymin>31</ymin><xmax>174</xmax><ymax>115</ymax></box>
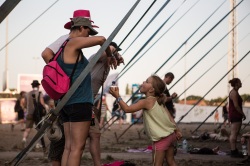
<box><xmin>121</xmin><ymin>0</ymin><xmax>172</xmax><ymax>59</ymax></box>
<box><xmin>155</xmin><ymin>0</ymin><xmax>241</xmax><ymax>74</ymax></box>
<box><xmin>119</xmin><ymin>0</ymin><xmax>157</xmax><ymax>47</ymax></box>
<box><xmin>177</xmin><ymin>49</ymin><xmax>250</xmax><ymax>123</ymax></box>
<box><xmin>169</xmin><ymin>11</ymin><xmax>250</xmax><ymax>90</ymax></box>
<box><xmin>118</xmin><ymin>0</ymin><xmax>187</xmax><ymax>78</ymax></box>
<box><xmin>165</xmin><ymin>0</ymin><xmax>244</xmax><ymax>72</ymax></box>
<box><xmin>0</xmin><ymin>0</ymin><xmax>60</xmax><ymax>52</ymax></box>
<box><xmin>176</xmin><ymin>32</ymin><xmax>250</xmax><ymax>99</ymax></box>
<box><xmin>119</xmin><ymin>0</ymin><xmax>201</xmax><ymax>78</ymax></box>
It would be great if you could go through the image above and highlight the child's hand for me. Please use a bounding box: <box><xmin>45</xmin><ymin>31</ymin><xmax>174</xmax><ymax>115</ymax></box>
<box><xmin>109</xmin><ymin>86</ymin><xmax>120</xmax><ymax>98</ymax></box>
<box><xmin>175</xmin><ymin>130</ymin><xmax>182</xmax><ymax>141</ymax></box>
<box><xmin>171</xmin><ymin>92</ymin><xmax>178</xmax><ymax>99</ymax></box>
<box><xmin>241</xmin><ymin>137</ymin><xmax>246</xmax><ymax>144</ymax></box>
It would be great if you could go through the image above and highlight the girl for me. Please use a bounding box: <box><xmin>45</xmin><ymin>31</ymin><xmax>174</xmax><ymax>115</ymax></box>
<box><xmin>109</xmin><ymin>75</ymin><xmax>182</xmax><ymax>166</ymax></box>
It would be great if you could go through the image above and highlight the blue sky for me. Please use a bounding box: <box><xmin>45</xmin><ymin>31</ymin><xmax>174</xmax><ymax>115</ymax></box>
<box><xmin>0</xmin><ymin>0</ymin><xmax>249</xmax><ymax>100</ymax></box>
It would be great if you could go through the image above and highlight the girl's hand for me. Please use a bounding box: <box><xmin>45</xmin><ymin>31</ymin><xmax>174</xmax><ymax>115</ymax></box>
<box><xmin>241</xmin><ymin>136</ymin><xmax>246</xmax><ymax>144</ymax></box>
<box><xmin>175</xmin><ymin>130</ymin><xmax>182</xmax><ymax>141</ymax></box>
<box><xmin>109</xmin><ymin>86</ymin><xmax>120</xmax><ymax>98</ymax></box>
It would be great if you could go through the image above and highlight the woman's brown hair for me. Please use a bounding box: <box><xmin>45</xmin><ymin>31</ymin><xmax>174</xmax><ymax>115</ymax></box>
<box><xmin>229</xmin><ymin>78</ymin><xmax>241</xmax><ymax>87</ymax></box>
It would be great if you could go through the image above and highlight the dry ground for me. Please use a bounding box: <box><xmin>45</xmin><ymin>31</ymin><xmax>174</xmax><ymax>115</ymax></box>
<box><xmin>0</xmin><ymin>122</ymin><xmax>249</xmax><ymax>166</ymax></box>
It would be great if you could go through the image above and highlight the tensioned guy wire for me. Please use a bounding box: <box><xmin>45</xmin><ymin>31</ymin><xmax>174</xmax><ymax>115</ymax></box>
<box><xmin>119</xmin><ymin>0</ymin><xmax>201</xmax><ymax>78</ymax></box>
<box><xmin>120</xmin><ymin>0</ymin><xmax>172</xmax><ymax>58</ymax></box>
<box><xmin>176</xmin><ymin>32</ymin><xmax>250</xmax><ymax>99</ymax></box>
<box><xmin>155</xmin><ymin>0</ymin><xmax>231</xmax><ymax>74</ymax></box>
<box><xmin>118</xmin><ymin>0</ymin><xmax>157</xmax><ymax>47</ymax></box>
<box><xmin>118</xmin><ymin>0</ymin><xmax>187</xmax><ymax>79</ymax></box>
<box><xmin>165</xmin><ymin>0</ymin><xmax>244</xmax><ymax>72</ymax></box>
<box><xmin>169</xmin><ymin>11</ymin><xmax>250</xmax><ymax>90</ymax></box>
<box><xmin>0</xmin><ymin>0</ymin><xmax>60</xmax><ymax>53</ymax></box>
<box><xmin>177</xmin><ymin>49</ymin><xmax>250</xmax><ymax>123</ymax></box>
<box><xmin>192</xmin><ymin>97</ymin><xmax>228</xmax><ymax>133</ymax></box>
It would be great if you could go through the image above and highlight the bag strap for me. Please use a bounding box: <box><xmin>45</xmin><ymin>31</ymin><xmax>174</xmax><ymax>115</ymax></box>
<box><xmin>51</xmin><ymin>37</ymin><xmax>81</xmax><ymax>86</ymax></box>
<box><xmin>32</xmin><ymin>93</ymin><xmax>38</xmax><ymax>112</ymax></box>
<box><xmin>69</xmin><ymin>50</ymin><xmax>81</xmax><ymax>86</ymax></box>
<box><xmin>37</xmin><ymin>92</ymin><xmax>42</xmax><ymax>105</ymax></box>
<box><xmin>52</xmin><ymin>38</ymin><xmax>70</xmax><ymax>61</ymax></box>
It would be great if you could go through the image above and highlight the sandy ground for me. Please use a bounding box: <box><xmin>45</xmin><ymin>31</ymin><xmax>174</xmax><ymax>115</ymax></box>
<box><xmin>0</xmin><ymin>122</ymin><xmax>249</xmax><ymax>166</ymax></box>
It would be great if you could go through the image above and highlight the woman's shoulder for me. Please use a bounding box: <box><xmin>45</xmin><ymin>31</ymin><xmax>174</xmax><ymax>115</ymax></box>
<box><xmin>229</xmin><ymin>89</ymin><xmax>237</xmax><ymax>96</ymax></box>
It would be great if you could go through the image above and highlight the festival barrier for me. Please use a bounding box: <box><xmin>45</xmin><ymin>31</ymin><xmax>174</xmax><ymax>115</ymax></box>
<box><xmin>105</xmin><ymin>95</ymin><xmax>250</xmax><ymax>124</ymax></box>
<box><xmin>0</xmin><ymin>98</ymin><xmax>16</xmax><ymax>124</ymax></box>
<box><xmin>174</xmin><ymin>103</ymin><xmax>250</xmax><ymax>123</ymax></box>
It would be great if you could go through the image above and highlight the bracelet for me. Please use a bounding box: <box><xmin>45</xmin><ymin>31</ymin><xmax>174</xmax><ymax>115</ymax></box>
<box><xmin>117</xmin><ymin>97</ymin><xmax>122</xmax><ymax>103</ymax></box>
<box><xmin>107</xmin><ymin>53</ymin><xmax>114</xmax><ymax>57</ymax></box>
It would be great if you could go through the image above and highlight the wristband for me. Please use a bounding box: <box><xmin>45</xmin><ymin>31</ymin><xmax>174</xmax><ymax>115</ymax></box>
<box><xmin>117</xmin><ymin>97</ymin><xmax>122</xmax><ymax>103</ymax></box>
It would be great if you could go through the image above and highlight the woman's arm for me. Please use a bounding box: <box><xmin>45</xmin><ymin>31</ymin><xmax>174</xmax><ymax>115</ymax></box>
<box><xmin>41</xmin><ymin>48</ymin><xmax>54</xmax><ymax>64</ymax></box>
<box><xmin>70</xmin><ymin>36</ymin><xmax>106</xmax><ymax>50</ymax></box>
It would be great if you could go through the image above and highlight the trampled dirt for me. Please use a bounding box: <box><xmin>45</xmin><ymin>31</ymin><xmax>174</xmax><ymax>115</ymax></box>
<box><xmin>0</xmin><ymin>122</ymin><xmax>249</xmax><ymax>166</ymax></box>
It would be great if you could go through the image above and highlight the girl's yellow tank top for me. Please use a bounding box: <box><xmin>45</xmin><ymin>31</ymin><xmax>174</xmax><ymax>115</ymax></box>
<box><xmin>143</xmin><ymin>100</ymin><xmax>176</xmax><ymax>141</ymax></box>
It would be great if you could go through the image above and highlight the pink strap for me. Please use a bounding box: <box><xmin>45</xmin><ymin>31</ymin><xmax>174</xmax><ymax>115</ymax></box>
<box><xmin>53</xmin><ymin>39</ymin><xmax>70</xmax><ymax>61</ymax></box>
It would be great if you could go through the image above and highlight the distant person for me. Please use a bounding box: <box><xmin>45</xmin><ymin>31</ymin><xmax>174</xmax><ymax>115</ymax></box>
<box><xmin>190</xmin><ymin>146</ymin><xmax>220</xmax><ymax>155</ymax></box>
<box><xmin>228</xmin><ymin>78</ymin><xmax>246</xmax><ymax>158</ymax></box>
<box><xmin>12</xmin><ymin>91</ymin><xmax>26</xmax><ymax>131</ymax></box>
<box><xmin>214</xmin><ymin>110</ymin><xmax>219</xmax><ymax>125</ymax></box>
<box><xmin>222</xmin><ymin>102</ymin><xmax>229</xmax><ymax>127</ymax></box>
<box><xmin>163</xmin><ymin>72</ymin><xmax>178</xmax><ymax>118</ymax></box>
<box><xmin>22</xmin><ymin>80</ymin><xmax>46</xmax><ymax>154</ymax></box>
<box><xmin>237</xmin><ymin>132</ymin><xmax>250</xmax><ymax>165</ymax></box>
<box><xmin>109</xmin><ymin>75</ymin><xmax>182</xmax><ymax>166</ymax></box>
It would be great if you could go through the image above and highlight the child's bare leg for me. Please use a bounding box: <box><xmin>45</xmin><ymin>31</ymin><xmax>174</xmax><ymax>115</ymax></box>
<box><xmin>153</xmin><ymin>150</ymin><xmax>165</xmax><ymax>166</ymax></box>
<box><xmin>165</xmin><ymin>146</ymin><xmax>177</xmax><ymax>166</ymax></box>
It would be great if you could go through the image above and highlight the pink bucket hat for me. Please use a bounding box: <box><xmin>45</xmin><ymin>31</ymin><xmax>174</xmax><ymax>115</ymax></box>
<box><xmin>64</xmin><ymin>9</ymin><xmax>99</xmax><ymax>30</ymax></box>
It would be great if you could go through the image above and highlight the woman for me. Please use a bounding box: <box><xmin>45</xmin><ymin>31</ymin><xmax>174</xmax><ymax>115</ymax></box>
<box><xmin>228</xmin><ymin>78</ymin><xmax>246</xmax><ymax>158</ymax></box>
<box><xmin>45</xmin><ymin>17</ymin><xmax>112</xmax><ymax>166</ymax></box>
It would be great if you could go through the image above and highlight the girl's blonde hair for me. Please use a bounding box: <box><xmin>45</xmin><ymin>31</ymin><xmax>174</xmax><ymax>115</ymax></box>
<box><xmin>150</xmin><ymin>75</ymin><xmax>166</xmax><ymax>105</ymax></box>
